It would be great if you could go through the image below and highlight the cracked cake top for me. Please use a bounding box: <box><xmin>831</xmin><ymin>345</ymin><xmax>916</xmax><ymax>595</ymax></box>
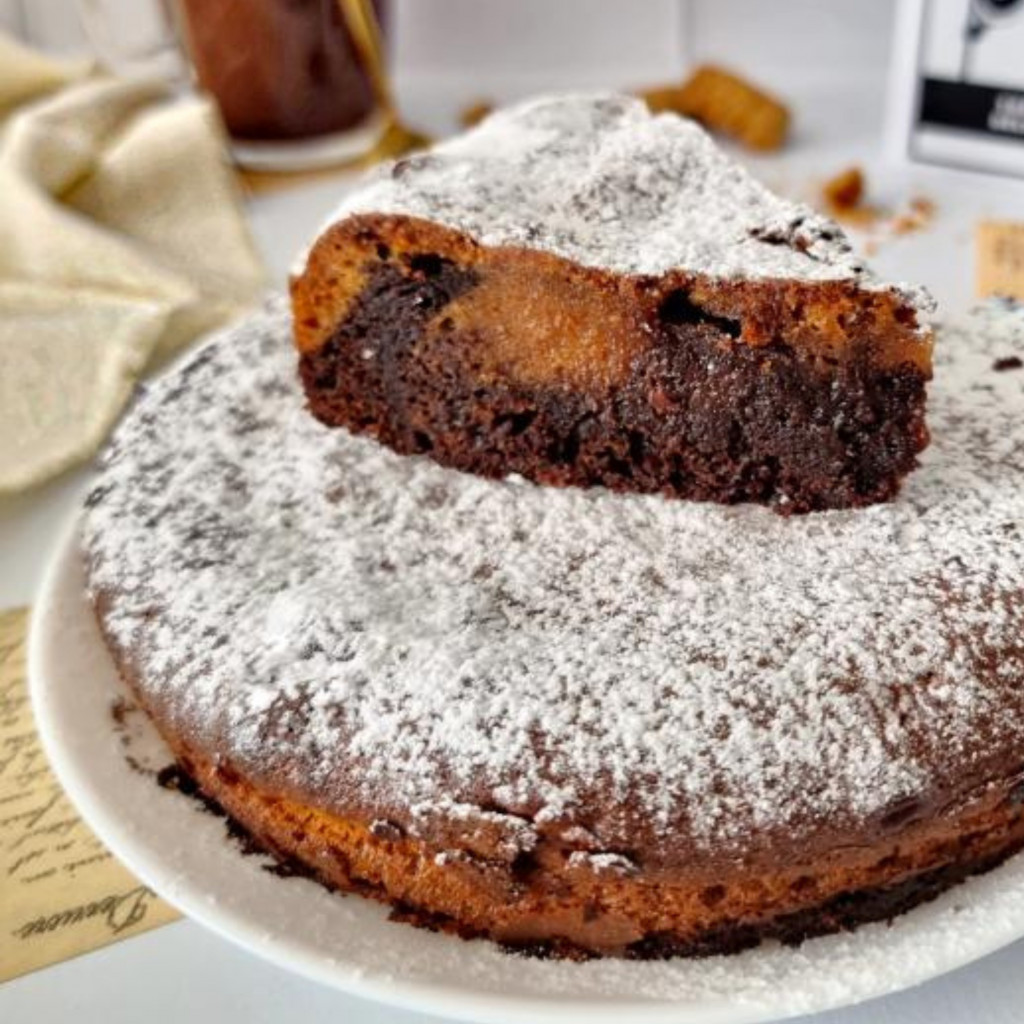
<box><xmin>322</xmin><ymin>93</ymin><xmax>931</xmax><ymax>320</ymax></box>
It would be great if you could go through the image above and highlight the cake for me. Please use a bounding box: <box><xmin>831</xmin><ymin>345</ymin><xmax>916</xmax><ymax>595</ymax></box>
<box><xmin>82</xmin><ymin>297</ymin><xmax>1024</xmax><ymax>959</ymax></box>
<box><xmin>292</xmin><ymin>94</ymin><xmax>934</xmax><ymax>514</ymax></box>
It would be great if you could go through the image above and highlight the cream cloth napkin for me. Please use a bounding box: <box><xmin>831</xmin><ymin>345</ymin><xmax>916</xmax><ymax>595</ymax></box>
<box><xmin>0</xmin><ymin>34</ymin><xmax>267</xmax><ymax>493</ymax></box>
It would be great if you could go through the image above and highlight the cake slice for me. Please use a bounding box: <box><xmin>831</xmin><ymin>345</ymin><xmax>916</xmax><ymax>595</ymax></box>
<box><xmin>291</xmin><ymin>94</ymin><xmax>933</xmax><ymax>513</ymax></box>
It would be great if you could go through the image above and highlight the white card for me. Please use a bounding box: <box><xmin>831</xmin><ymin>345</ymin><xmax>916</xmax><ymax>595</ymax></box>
<box><xmin>887</xmin><ymin>0</ymin><xmax>1024</xmax><ymax>177</ymax></box>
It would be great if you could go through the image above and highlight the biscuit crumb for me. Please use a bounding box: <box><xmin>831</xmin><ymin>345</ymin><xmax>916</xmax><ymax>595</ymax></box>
<box><xmin>892</xmin><ymin>197</ymin><xmax>936</xmax><ymax>235</ymax></box>
<box><xmin>640</xmin><ymin>65</ymin><xmax>789</xmax><ymax>151</ymax></box>
<box><xmin>823</xmin><ymin>167</ymin><xmax>864</xmax><ymax>211</ymax></box>
<box><xmin>460</xmin><ymin>100</ymin><xmax>494</xmax><ymax>129</ymax></box>
<box><xmin>821</xmin><ymin>166</ymin><xmax>883</xmax><ymax>227</ymax></box>
<box><xmin>818</xmin><ymin>168</ymin><xmax>936</xmax><ymax>243</ymax></box>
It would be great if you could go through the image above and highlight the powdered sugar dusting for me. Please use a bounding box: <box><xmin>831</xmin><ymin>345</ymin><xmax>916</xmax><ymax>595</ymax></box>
<box><xmin>81</xmin><ymin>299</ymin><xmax>1024</xmax><ymax>858</ymax></box>
<box><xmin>315</xmin><ymin>93</ymin><xmax>932</xmax><ymax>319</ymax></box>
<box><xmin>35</xmin><ymin>524</ymin><xmax>1024</xmax><ymax>1014</ymax></box>
<box><xmin>567</xmin><ymin>851</ymin><xmax>638</xmax><ymax>876</ymax></box>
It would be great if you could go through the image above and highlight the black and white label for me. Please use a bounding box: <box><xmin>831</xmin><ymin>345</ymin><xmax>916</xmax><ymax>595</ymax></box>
<box><xmin>907</xmin><ymin>0</ymin><xmax>1024</xmax><ymax>174</ymax></box>
<box><xmin>919</xmin><ymin>79</ymin><xmax>1024</xmax><ymax>138</ymax></box>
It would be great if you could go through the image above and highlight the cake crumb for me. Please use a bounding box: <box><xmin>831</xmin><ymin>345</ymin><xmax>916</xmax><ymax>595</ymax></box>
<box><xmin>817</xmin><ymin>168</ymin><xmax>937</xmax><ymax>247</ymax></box>
<box><xmin>460</xmin><ymin>100</ymin><xmax>494</xmax><ymax>129</ymax></box>
<box><xmin>993</xmin><ymin>355</ymin><xmax>1023</xmax><ymax>372</ymax></box>
<box><xmin>892</xmin><ymin>196</ymin><xmax>936</xmax><ymax>235</ymax></box>
<box><xmin>823</xmin><ymin>167</ymin><xmax>864</xmax><ymax>212</ymax></box>
<box><xmin>821</xmin><ymin>166</ymin><xmax>884</xmax><ymax>227</ymax></box>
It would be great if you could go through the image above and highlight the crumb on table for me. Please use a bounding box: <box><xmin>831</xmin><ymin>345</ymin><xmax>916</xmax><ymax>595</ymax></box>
<box><xmin>993</xmin><ymin>355</ymin><xmax>1022</xmax><ymax>372</ymax></box>
<box><xmin>460</xmin><ymin>100</ymin><xmax>494</xmax><ymax>129</ymax></box>
<box><xmin>823</xmin><ymin>167</ymin><xmax>864</xmax><ymax>211</ymax></box>
<box><xmin>819</xmin><ymin>167</ymin><xmax>937</xmax><ymax>242</ymax></box>
<box><xmin>892</xmin><ymin>197</ymin><xmax>936</xmax><ymax>235</ymax></box>
<box><xmin>821</xmin><ymin>165</ymin><xmax>883</xmax><ymax>228</ymax></box>
<box><xmin>639</xmin><ymin>64</ymin><xmax>790</xmax><ymax>152</ymax></box>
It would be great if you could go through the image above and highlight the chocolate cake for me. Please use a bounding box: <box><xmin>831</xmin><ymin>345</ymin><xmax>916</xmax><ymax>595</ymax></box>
<box><xmin>292</xmin><ymin>94</ymin><xmax>934</xmax><ymax>513</ymax></box>
<box><xmin>82</xmin><ymin>298</ymin><xmax>1024</xmax><ymax>959</ymax></box>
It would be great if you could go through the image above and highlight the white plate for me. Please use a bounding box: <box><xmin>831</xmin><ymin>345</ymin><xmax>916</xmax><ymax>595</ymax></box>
<box><xmin>28</xmin><ymin>519</ymin><xmax>1024</xmax><ymax>1024</ymax></box>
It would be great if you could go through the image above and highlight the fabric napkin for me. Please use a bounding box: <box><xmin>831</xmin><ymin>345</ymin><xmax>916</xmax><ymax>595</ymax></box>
<box><xmin>0</xmin><ymin>33</ymin><xmax>267</xmax><ymax>493</ymax></box>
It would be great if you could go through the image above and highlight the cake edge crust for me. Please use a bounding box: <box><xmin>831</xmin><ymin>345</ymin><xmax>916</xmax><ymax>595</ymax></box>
<box><xmin>92</xmin><ymin>594</ymin><xmax>1024</xmax><ymax>960</ymax></box>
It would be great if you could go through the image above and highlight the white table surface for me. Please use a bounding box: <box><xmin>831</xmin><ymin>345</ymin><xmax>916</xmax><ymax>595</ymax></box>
<box><xmin>3</xmin><ymin>77</ymin><xmax>1024</xmax><ymax>1024</ymax></box>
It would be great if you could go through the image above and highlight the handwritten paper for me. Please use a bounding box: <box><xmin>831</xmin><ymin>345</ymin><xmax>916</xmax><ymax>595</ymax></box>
<box><xmin>0</xmin><ymin>607</ymin><xmax>178</xmax><ymax>982</ymax></box>
<box><xmin>977</xmin><ymin>220</ymin><xmax>1024</xmax><ymax>302</ymax></box>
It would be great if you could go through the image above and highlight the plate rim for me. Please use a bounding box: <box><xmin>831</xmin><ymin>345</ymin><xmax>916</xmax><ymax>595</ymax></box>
<box><xmin>27</xmin><ymin>510</ymin><xmax>1024</xmax><ymax>1024</ymax></box>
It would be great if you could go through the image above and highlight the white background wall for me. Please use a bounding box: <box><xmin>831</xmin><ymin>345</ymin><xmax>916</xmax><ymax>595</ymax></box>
<box><xmin>0</xmin><ymin>0</ymin><xmax>23</xmax><ymax>35</ymax></box>
<box><xmin>2</xmin><ymin>0</ymin><xmax>897</xmax><ymax>88</ymax></box>
<box><xmin>690</xmin><ymin>0</ymin><xmax>895</xmax><ymax>84</ymax></box>
<box><xmin>392</xmin><ymin>0</ymin><xmax>687</xmax><ymax>90</ymax></box>
<box><xmin>0</xmin><ymin>0</ymin><xmax>902</xmax><ymax>157</ymax></box>
<box><xmin>391</xmin><ymin>0</ymin><xmax>897</xmax><ymax>93</ymax></box>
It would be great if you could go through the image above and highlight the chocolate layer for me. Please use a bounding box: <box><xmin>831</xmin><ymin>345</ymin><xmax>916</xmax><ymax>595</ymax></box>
<box><xmin>299</xmin><ymin>242</ymin><xmax>929</xmax><ymax>513</ymax></box>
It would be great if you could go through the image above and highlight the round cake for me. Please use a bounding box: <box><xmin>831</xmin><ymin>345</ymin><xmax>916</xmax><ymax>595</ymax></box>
<box><xmin>82</xmin><ymin>298</ymin><xmax>1024</xmax><ymax>958</ymax></box>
